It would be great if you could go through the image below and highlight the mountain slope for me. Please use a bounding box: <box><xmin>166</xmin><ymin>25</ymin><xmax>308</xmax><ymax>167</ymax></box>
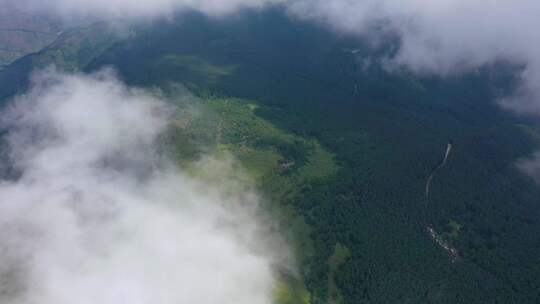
<box><xmin>1</xmin><ymin>9</ymin><xmax>540</xmax><ymax>303</ymax></box>
<box><xmin>0</xmin><ymin>22</ymin><xmax>119</xmax><ymax>101</ymax></box>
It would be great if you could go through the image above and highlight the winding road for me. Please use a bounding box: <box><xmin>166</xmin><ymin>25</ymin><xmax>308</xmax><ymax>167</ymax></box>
<box><xmin>425</xmin><ymin>142</ymin><xmax>453</xmax><ymax>199</ymax></box>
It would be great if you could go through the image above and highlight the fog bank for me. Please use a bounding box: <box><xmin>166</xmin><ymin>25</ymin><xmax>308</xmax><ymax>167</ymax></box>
<box><xmin>4</xmin><ymin>0</ymin><xmax>540</xmax><ymax>115</ymax></box>
<box><xmin>0</xmin><ymin>68</ymin><xmax>284</xmax><ymax>304</ymax></box>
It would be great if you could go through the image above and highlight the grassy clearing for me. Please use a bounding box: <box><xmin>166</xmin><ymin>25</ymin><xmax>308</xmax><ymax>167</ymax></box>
<box><xmin>327</xmin><ymin>243</ymin><xmax>351</xmax><ymax>304</ymax></box>
<box><xmin>444</xmin><ymin>219</ymin><xmax>463</xmax><ymax>241</ymax></box>
<box><xmin>156</xmin><ymin>54</ymin><xmax>236</xmax><ymax>84</ymax></box>
<box><xmin>275</xmin><ymin>276</ymin><xmax>311</xmax><ymax>304</ymax></box>
<box><xmin>166</xmin><ymin>94</ymin><xmax>339</xmax><ymax>304</ymax></box>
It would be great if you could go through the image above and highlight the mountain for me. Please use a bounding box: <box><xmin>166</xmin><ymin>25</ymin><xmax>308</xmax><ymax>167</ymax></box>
<box><xmin>1</xmin><ymin>9</ymin><xmax>540</xmax><ymax>304</ymax></box>
<box><xmin>0</xmin><ymin>9</ymin><xmax>62</xmax><ymax>70</ymax></box>
<box><xmin>0</xmin><ymin>21</ymin><xmax>118</xmax><ymax>100</ymax></box>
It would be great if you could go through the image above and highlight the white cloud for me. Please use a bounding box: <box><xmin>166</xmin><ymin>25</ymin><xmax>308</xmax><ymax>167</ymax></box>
<box><xmin>4</xmin><ymin>0</ymin><xmax>540</xmax><ymax>113</ymax></box>
<box><xmin>288</xmin><ymin>1</ymin><xmax>540</xmax><ymax>113</ymax></box>
<box><xmin>285</xmin><ymin>0</ymin><xmax>540</xmax><ymax>181</ymax></box>
<box><xmin>4</xmin><ymin>0</ymin><xmax>540</xmax><ymax>169</ymax></box>
<box><xmin>3</xmin><ymin>0</ymin><xmax>283</xmax><ymax>18</ymax></box>
<box><xmin>517</xmin><ymin>152</ymin><xmax>540</xmax><ymax>183</ymax></box>
<box><xmin>0</xmin><ymin>68</ymin><xmax>286</xmax><ymax>304</ymax></box>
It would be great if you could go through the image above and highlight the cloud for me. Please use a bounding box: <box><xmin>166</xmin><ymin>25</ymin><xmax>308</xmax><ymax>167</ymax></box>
<box><xmin>2</xmin><ymin>0</ymin><xmax>283</xmax><ymax>19</ymax></box>
<box><xmin>4</xmin><ymin>0</ymin><xmax>540</xmax><ymax>114</ymax></box>
<box><xmin>4</xmin><ymin>0</ymin><xmax>540</xmax><ymax>171</ymax></box>
<box><xmin>0</xmin><ymin>68</ymin><xmax>286</xmax><ymax>304</ymax></box>
<box><xmin>285</xmin><ymin>1</ymin><xmax>540</xmax><ymax>182</ymax></box>
<box><xmin>288</xmin><ymin>1</ymin><xmax>540</xmax><ymax>112</ymax></box>
<box><xmin>517</xmin><ymin>152</ymin><xmax>540</xmax><ymax>183</ymax></box>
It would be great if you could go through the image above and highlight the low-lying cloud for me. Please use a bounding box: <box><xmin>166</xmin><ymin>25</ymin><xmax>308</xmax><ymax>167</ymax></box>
<box><xmin>0</xmin><ymin>68</ymin><xmax>284</xmax><ymax>304</ymax></box>
<box><xmin>2</xmin><ymin>0</ymin><xmax>283</xmax><ymax>18</ymax></box>
<box><xmin>289</xmin><ymin>1</ymin><xmax>540</xmax><ymax>114</ymax></box>
<box><xmin>4</xmin><ymin>0</ymin><xmax>540</xmax><ymax>115</ymax></box>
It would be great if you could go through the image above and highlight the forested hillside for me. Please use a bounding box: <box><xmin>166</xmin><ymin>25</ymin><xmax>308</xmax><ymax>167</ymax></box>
<box><xmin>1</xmin><ymin>9</ymin><xmax>540</xmax><ymax>303</ymax></box>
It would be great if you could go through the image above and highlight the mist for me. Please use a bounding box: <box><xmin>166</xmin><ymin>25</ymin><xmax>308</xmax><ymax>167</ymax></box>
<box><xmin>1</xmin><ymin>0</ymin><xmax>283</xmax><ymax>19</ymax></box>
<box><xmin>3</xmin><ymin>0</ymin><xmax>540</xmax><ymax>115</ymax></box>
<box><xmin>0</xmin><ymin>68</ymin><xmax>285</xmax><ymax>304</ymax></box>
<box><xmin>288</xmin><ymin>1</ymin><xmax>540</xmax><ymax>114</ymax></box>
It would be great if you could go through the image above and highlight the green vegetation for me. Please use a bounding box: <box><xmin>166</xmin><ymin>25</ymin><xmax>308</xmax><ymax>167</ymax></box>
<box><xmin>328</xmin><ymin>243</ymin><xmax>351</xmax><ymax>304</ymax></box>
<box><xmin>444</xmin><ymin>219</ymin><xmax>463</xmax><ymax>240</ymax></box>
<box><xmin>156</xmin><ymin>54</ymin><xmax>236</xmax><ymax>84</ymax></box>
<box><xmin>275</xmin><ymin>276</ymin><xmax>310</xmax><ymax>304</ymax></box>
<box><xmin>0</xmin><ymin>22</ymin><xmax>119</xmax><ymax>100</ymax></box>
<box><xmin>2</xmin><ymin>8</ymin><xmax>540</xmax><ymax>304</ymax></box>
<box><xmin>164</xmin><ymin>94</ymin><xmax>338</xmax><ymax>303</ymax></box>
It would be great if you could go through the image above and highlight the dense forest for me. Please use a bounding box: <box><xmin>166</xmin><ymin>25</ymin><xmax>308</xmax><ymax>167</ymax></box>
<box><xmin>1</xmin><ymin>8</ymin><xmax>540</xmax><ymax>303</ymax></box>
